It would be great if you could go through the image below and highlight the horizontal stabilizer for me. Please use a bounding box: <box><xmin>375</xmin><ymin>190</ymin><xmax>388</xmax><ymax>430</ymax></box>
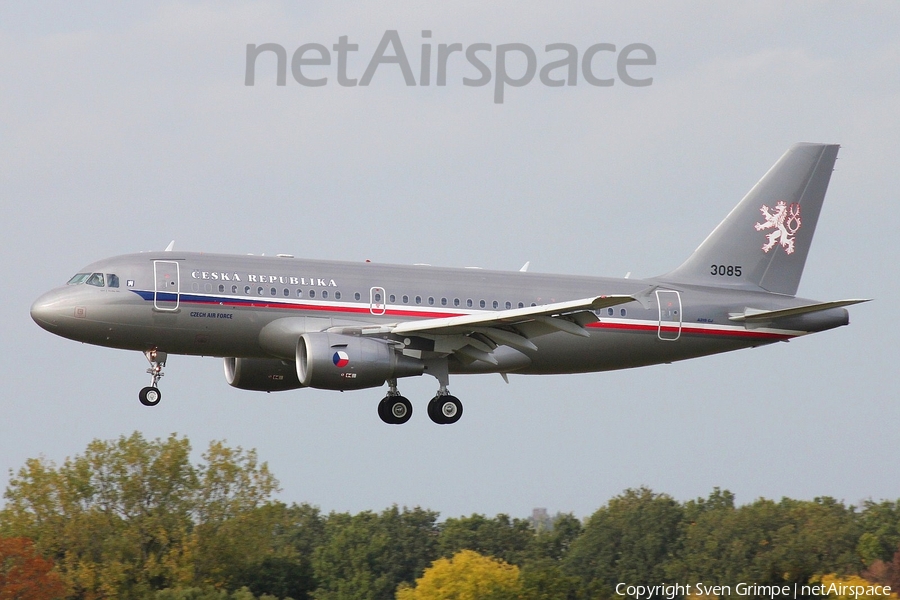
<box><xmin>729</xmin><ymin>299</ymin><xmax>871</xmax><ymax>322</ymax></box>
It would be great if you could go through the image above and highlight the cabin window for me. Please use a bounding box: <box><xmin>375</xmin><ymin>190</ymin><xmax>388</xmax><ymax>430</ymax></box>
<box><xmin>479</xmin><ymin>300</ymin><xmax>486</xmax><ymax>308</ymax></box>
<box><xmin>454</xmin><ymin>298</ymin><xmax>460</xmax><ymax>307</ymax></box>
<box><xmin>415</xmin><ymin>296</ymin><xmax>422</xmax><ymax>305</ymax></box>
<box><xmin>335</xmin><ymin>291</ymin><xmax>342</xmax><ymax>300</ymax></box>
<box><xmin>354</xmin><ymin>292</ymin><xmax>361</xmax><ymax>301</ymax></box>
<box><xmin>322</xmin><ymin>290</ymin><xmax>328</xmax><ymax>299</ymax></box>
<box><xmin>620</xmin><ymin>308</ymin><xmax>627</xmax><ymax>317</ymax></box>
<box><xmin>505</xmin><ymin>301</ymin><xmax>512</xmax><ymax>309</ymax></box>
<box><xmin>518</xmin><ymin>302</ymin><xmax>524</xmax><ymax>308</ymax></box>
<box><xmin>466</xmin><ymin>299</ymin><xmax>473</xmax><ymax>307</ymax></box>
<box><xmin>232</xmin><ymin>285</ymin><xmax>238</xmax><ymax>294</ymax></box>
<box><xmin>309</xmin><ymin>290</ymin><xmax>316</xmax><ymax>298</ymax></box>
<box><xmin>283</xmin><ymin>288</ymin><xmax>289</xmax><ymax>297</ymax></box>
<box><xmin>402</xmin><ymin>295</ymin><xmax>409</xmax><ymax>304</ymax></box>
<box><xmin>297</xmin><ymin>289</ymin><xmax>303</xmax><ymax>298</ymax></box>
<box><xmin>389</xmin><ymin>294</ymin><xmax>396</xmax><ymax>303</ymax></box>
<box><xmin>608</xmin><ymin>308</ymin><xmax>614</xmax><ymax>316</ymax></box>
<box><xmin>270</xmin><ymin>287</ymin><xmax>277</xmax><ymax>296</ymax></box>
<box><xmin>219</xmin><ymin>285</ymin><xmax>225</xmax><ymax>293</ymax></box>
<box><xmin>441</xmin><ymin>298</ymin><xmax>448</xmax><ymax>306</ymax></box>
<box><xmin>531</xmin><ymin>302</ymin><xmax>537</xmax><ymax>307</ymax></box>
<box><xmin>245</xmin><ymin>285</ymin><xmax>251</xmax><ymax>294</ymax></box>
<box><xmin>428</xmin><ymin>297</ymin><xmax>435</xmax><ymax>306</ymax></box>
<box><xmin>492</xmin><ymin>300</ymin><xmax>499</xmax><ymax>309</ymax></box>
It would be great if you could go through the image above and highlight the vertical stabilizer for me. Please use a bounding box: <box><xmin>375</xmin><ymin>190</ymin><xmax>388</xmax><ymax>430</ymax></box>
<box><xmin>662</xmin><ymin>143</ymin><xmax>839</xmax><ymax>296</ymax></box>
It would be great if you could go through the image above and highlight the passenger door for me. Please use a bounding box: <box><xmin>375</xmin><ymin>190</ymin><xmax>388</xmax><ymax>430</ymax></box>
<box><xmin>153</xmin><ymin>260</ymin><xmax>180</xmax><ymax>311</ymax></box>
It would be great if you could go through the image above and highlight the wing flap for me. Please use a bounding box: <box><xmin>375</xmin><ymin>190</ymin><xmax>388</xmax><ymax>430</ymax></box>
<box><xmin>390</xmin><ymin>295</ymin><xmax>634</xmax><ymax>336</ymax></box>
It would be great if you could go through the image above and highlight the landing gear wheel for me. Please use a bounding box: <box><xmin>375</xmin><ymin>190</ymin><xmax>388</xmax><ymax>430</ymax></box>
<box><xmin>379</xmin><ymin>396</ymin><xmax>412</xmax><ymax>424</ymax></box>
<box><xmin>429</xmin><ymin>395</ymin><xmax>462</xmax><ymax>424</ymax></box>
<box><xmin>427</xmin><ymin>397</ymin><xmax>440</xmax><ymax>423</ymax></box>
<box><xmin>139</xmin><ymin>386</ymin><xmax>162</xmax><ymax>407</ymax></box>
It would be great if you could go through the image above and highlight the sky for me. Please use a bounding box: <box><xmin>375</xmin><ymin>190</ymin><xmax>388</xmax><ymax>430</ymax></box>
<box><xmin>1</xmin><ymin>1</ymin><xmax>898</xmax><ymax>520</ymax></box>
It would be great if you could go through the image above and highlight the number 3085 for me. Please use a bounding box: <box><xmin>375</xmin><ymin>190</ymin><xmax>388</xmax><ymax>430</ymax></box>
<box><xmin>710</xmin><ymin>265</ymin><xmax>741</xmax><ymax>276</ymax></box>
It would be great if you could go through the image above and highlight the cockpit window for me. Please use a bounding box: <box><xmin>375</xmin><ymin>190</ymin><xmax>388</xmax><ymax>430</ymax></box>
<box><xmin>86</xmin><ymin>273</ymin><xmax>105</xmax><ymax>287</ymax></box>
<box><xmin>67</xmin><ymin>273</ymin><xmax>91</xmax><ymax>285</ymax></box>
<box><xmin>107</xmin><ymin>274</ymin><xmax>119</xmax><ymax>288</ymax></box>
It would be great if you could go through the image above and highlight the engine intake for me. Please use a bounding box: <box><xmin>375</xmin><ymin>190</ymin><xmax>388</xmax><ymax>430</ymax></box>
<box><xmin>224</xmin><ymin>357</ymin><xmax>305</xmax><ymax>392</ymax></box>
<box><xmin>297</xmin><ymin>332</ymin><xmax>424</xmax><ymax>390</ymax></box>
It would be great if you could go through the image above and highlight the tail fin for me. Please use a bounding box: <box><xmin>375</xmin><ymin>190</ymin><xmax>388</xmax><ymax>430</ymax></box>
<box><xmin>662</xmin><ymin>143</ymin><xmax>840</xmax><ymax>296</ymax></box>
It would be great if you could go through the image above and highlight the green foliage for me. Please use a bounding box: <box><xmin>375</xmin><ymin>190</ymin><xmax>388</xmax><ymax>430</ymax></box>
<box><xmin>438</xmin><ymin>514</ymin><xmax>533</xmax><ymax>566</ymax></box>
<box><xmin>154</xmin><ymin>587</ymin><xmax>282</xmax><ymax>600</ymax></box>
<box><xmin>4</xmin><ymin>433</ymin><xmax>900</xmax><ymax>600</ymax></box>
<box><xmin>518</xmin><ymin>559</ymin><xmax>581</xmax><ymax>600</ymax></box>
<box><xmin>858</xmin><ymin>500</ymin><xmax>900</xmax><ymax>563</ymax></box>
<box><xmin>0</xmin><ymin>432</ymin><xmax>279</xmax><ymax>599</ymax></box>
<box><xmin>232</xmin><ymin>503</ymin><xmax>325</xmax><ymax>600</ymax></box>
<box><xmin>526</xmin><ymin>512</ymin><xmax>582</xmax><ymax>563</ymax></box>
<box><xmin>564</xmin><ymin>487</ymin><xmax>684</xmax><ymax>597</ymax></box>
<box><xmin>667</xmin><ymin>490</ymin><xmax>862</xmax><ymax>598</ymax></box>
<box><xmin>311</xmin><ymin>506</ymin><xmax>439</xmax><ymax>600</ymax></box>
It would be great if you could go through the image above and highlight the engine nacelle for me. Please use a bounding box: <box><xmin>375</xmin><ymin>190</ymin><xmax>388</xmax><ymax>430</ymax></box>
<box><xmin>224</xmin><ymin>357</ymin><xmax>305</xmax><ymax>392</ymax></box>
<box><xmin>296</xmin><ymin>333</ymin><xmax>424</xmax><ymax>390</ymax></box>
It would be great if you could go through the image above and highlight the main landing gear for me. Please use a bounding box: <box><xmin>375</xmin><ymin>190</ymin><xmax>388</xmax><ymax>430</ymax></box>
<box><xmin>377</xmin><ymin>376</ymin><xmax>464</xmax><ymax>425</ymax></box>
<box><xmin>139</xmin><ymin>349</ymin><xmax>166</xmax><ymax>407</ymax></box>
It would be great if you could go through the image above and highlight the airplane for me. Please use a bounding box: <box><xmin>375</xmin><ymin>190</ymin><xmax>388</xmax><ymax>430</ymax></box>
<box><xmin>31</xmin><ymin>143</ymin><xmax>868</xmax><ymax>425</ymax></box>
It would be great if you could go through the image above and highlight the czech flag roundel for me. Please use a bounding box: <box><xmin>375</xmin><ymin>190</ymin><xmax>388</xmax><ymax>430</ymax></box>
<box><xmin>332</xmin><ymin>351</ymin><xmax>350</xmax><ymax>368</ymax></box>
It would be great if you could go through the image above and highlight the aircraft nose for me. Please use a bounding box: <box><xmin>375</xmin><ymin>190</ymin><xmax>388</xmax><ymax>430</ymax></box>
<box><xmin>30</xmin><ymin>288</ymin><xmax>69</xmax><ymax>330</ymax></box>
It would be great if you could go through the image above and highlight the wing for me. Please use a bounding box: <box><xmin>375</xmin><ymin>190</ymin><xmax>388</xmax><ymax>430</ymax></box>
<box><xmin>329</xmin><ymin>295</ymin><xmax>636</xmax><ymax>366</ymax></box>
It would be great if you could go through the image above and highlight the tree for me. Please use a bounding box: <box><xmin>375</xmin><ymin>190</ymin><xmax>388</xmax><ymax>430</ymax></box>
<box><xmin>858</xmin><ymin>500</ymin><xmax>900</xmax><ymax>564</ymax></box>
<box><xmin>667</xmin><ymin>491</ymin><xmax>861</xmax><ymax>597</ymax></box>
<box><xmin>0</xmin><ymin>536</ymin><xmax>66</xmax><ymax>600</ymax></box>
<box><xmin>0</xmin><ymin>432</ymin><xmax>279</xmax><ymax>598</ymax></box>
<box><xmin>526</xmin><ymin>512</ymin><xmax>582</xmax><ymax>563</ymax></box>
<box><xmin>233</xmin><ymin>502</ymin><xmax>326</xmax><ymax>600</ymax></box>
<box><xmin>564</xmin><ymin>487</ymin><xmax>684</xmax><ymax>597</ymax></box>
<box><xmin>311</xmin><ymin>506</ymin><xmax>439</xmax><ymax>600</ymax></box>
<box><xmin>518</xmin><ymin>559</ymin><xmax>581</xmax><ymax>600</ymax></box>
<box><xmin>438</xmin><ymin>514</ymin><xmax>533</xmax><ymax>566</ymax></box>
<box><xmin>395</xmin><ymin>550</ymin><xmax>520</xmax><ymax>600</ymax></box>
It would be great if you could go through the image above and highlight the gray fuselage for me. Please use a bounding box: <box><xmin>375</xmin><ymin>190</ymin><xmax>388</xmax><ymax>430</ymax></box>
<box><xmin>30</xmin><ymin>251</ymin><xmax>849</xmax><ymax>376</ymax></box>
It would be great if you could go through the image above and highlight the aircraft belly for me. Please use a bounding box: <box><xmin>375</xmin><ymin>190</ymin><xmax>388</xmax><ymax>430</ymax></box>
<box><xmin>517</xmin><ymin>328</ymin><xmax>765</xmax><ymax>375</ymax></box>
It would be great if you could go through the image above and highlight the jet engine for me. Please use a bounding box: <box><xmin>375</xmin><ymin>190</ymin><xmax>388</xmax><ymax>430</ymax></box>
<box><xmin>296</xmin><ymin>332</ymin><xmax>424</xmax><ymax>391</ymax></box>
<box><xmin>224</xmin><ymin>357</ymin><xmax>305</xmax><ymax>392</ymax></box>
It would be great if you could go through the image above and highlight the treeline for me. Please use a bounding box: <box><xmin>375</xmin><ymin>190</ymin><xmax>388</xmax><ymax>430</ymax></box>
<box><xmin>1</xmin><ymin>432</ymin><xmax>899</xmax><ymax>599</ymax></box>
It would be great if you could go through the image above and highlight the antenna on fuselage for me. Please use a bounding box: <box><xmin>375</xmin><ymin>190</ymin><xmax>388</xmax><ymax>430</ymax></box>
<box><xmin>164</xmin><ymin>240</ymin><xmax>175</xmax><ymax>252</ymax></box>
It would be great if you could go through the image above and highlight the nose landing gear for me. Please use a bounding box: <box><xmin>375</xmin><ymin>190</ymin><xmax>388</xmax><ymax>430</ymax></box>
<box><xmin>139</xmin><ymin>349</ymin><xmax>166</xmax><ymax>406</ymax></box>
